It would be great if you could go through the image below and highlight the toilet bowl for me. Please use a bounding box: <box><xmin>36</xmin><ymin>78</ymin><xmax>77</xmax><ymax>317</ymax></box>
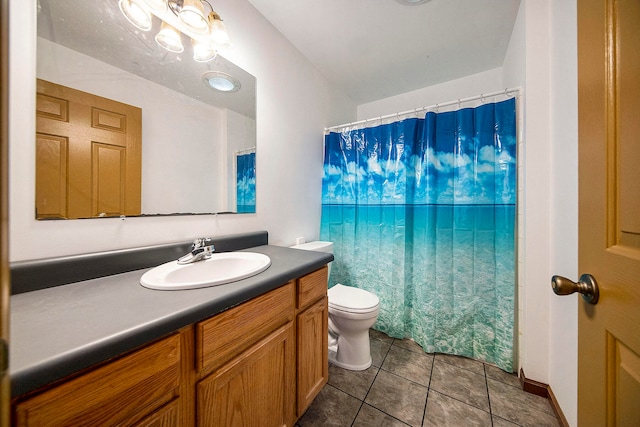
<box><xmin>290</xmin><ymin>241</ymin><xmax>380</xmax><ymax>371</ymax></box>
<box><xmin>327</xmin><ymin>283</ymin><xmax>380</xmax><ymax>370</ymax></box>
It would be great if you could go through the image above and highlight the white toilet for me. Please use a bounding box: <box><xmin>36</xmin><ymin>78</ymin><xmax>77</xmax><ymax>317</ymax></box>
<box><xmin>291</xmin><ymin>241</ymin><xmax>380</xmax><ymax>370</ymax></box>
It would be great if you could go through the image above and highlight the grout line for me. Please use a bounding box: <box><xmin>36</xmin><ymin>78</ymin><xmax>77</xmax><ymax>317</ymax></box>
<box><xmin>484</xmin><ymin>363</ymin><xmax>496</xmax><ymax>426</ymax></box>
<box><xmin>421</xmin><ymin>349</ymin><xmax>436</xmax><ymax>426</ymax></box>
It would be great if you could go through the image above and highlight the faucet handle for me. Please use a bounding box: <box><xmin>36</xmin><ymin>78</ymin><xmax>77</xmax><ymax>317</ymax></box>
<box><xmin>192</xmin><ymin>237</ymin><xmax>213</xmax><ymax>249</ymax></box>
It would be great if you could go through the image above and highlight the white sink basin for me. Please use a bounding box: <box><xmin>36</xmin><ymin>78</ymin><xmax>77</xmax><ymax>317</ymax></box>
<box><xmin>140</xmin><ymin>252</ymin><xmax>271</xmax><ymax>290</ymax></box>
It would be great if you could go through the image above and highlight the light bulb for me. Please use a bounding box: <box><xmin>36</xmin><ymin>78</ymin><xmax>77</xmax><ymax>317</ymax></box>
<box><xmin>192</xmin><ymin>38</ymin><xmax>217</xmax><ymax>62</ymax></box>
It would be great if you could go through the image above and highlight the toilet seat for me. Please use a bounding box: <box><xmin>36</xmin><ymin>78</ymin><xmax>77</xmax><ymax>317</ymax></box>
<box><xmin>328</xmin><ymin>284</ymin><xmax>379</xmax><ymax>314</ymax></box>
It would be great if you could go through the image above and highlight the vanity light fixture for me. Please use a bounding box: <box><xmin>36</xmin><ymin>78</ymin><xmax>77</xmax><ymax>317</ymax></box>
<box><xmin>118</xmin><ymin>0</ymin><xmax>231</xmax><ymax>62</ymax></box>
<box><xmin>202</xmin><ymin>71</ymin><xmax>240</xmax><ymax>92</ymax></box>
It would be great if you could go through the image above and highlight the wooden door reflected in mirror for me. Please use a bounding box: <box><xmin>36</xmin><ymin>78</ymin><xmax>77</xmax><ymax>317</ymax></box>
<box><xmin>36</xmin><ymin>79</ymin><xmax>141</xmax><ymax>219</ymax></box>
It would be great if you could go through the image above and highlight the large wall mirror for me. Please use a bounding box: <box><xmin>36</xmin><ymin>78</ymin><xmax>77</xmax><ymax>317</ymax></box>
<box><xmin>36</xmin><ymin>0</ymin><xmax>257</xmax><ymax>219</ymax></box>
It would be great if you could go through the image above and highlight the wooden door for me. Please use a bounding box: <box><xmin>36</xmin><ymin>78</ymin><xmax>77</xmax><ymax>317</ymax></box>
<box><xmin>577</xmin><ymin>0</ymin><xmax>640</xmax><ymax>424</ymax></box>
<box><xmin>35</xmin><ymin>79</ymin><xmax>142</xmax><ymax>219</ymax></box>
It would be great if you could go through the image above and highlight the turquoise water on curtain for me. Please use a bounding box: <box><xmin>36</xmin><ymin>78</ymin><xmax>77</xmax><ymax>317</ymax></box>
<box><xmin>321</xmin><ymin>203</ymin><xmax>515</xmax><ymax>370</ymax></box>
<box><xmin>320</xmin><ymin>98</ymin><xmax>517</xmax><ymax>371</ymax></box>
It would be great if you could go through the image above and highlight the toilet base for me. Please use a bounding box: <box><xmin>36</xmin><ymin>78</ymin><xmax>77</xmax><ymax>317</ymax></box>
<box><xmin>328</xmin><ymin>331</ymin><xmax>373</xmax><ymax>371</ymax></box>
<box><xmin>329</xmin><ymin>351</ymin><xmax>372</xmax><ymax>370</ymax></box>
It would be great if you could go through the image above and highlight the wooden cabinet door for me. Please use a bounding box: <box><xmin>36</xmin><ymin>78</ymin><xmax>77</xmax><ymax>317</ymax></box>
<box><xmin>296</xmin><ymin>296</ymin><xmax>328</xmax><ymax>417</ymax></box>
<box><xmin>197</xmin><ymin>323</ymin><xmax>296</xmax><ymax>427</ymax></box>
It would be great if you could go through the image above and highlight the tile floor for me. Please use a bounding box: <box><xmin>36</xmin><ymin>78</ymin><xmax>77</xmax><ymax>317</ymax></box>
<box><xmin>297</xmin><ymin>330</ymin><xmax>560</xmax><ymax>427</ymax></box>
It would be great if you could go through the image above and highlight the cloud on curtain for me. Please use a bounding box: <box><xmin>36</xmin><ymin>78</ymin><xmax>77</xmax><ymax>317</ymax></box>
<box><xmin>320</xmin><ymin>98</ymin><xmax>516</xmax><ymax>372</ymax></box>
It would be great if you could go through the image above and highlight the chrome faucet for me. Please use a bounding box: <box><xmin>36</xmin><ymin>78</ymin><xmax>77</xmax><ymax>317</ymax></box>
<box><xmin>178</xmin><ymin>238</ymin><xmax>215</xmax><ymax>264</ymax></box>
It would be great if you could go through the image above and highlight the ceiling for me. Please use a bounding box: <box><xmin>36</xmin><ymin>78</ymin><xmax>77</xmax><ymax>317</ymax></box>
<box><xmin>246</xmin><ymin>0</ymin><xmax>521</xmax><ymax>105</ymax></box>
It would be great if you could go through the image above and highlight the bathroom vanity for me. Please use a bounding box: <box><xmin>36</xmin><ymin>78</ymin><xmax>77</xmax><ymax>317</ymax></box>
<box><xmin>9</xmin><ymin>232</ymin><xmax>331</xmax><ymax>426</ymax></box>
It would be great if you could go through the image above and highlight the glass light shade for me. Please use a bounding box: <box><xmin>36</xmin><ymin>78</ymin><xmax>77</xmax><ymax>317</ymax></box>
<box><xmin>179</xmin><ymin>0</ymin><xmax>209</xmax><ymax>32</ymax></box>
<box><xmin>209</xmin><ymin>15</ymin><xmax>230</xmax><ymax>46</ymax></box>
<box><xmin>192</xmin><ymin>38</ymin><xmax>217</xmax><ymax>62</ymax></box>
<box><xmin>155</xmin><ymin>21</ymin><xmax>184</xmax><ymax>53</ymax></box>
<box><xmin>202</xmin><ymin>72</ymin><xmax>240</xmax><ymax>92</ymax></box>
<box><xmin>119</xmin><ymin>0</ymin><xmax>152</xmax><ymax>31</ymax></box>
<box><xmin>142</xmin><ymin>0</ymin><xmax>167</xmax><ymax>12</ymax></box>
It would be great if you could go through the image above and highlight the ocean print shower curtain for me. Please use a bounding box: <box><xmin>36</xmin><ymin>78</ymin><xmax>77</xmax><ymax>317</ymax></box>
<box><xmin>320</xmin><ymin>98</ymin><xmax>516</xmax><ymax>371</ymax></box>
<box><xmin>236</xmin><ymin>151</ymin><xmax>256</xmax><ymax>213</ymax></box>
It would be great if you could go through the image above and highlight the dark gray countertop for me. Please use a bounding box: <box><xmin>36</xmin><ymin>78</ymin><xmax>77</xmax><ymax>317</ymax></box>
<box><xmin>10</xmin><ymin>244</ymin><xmax>332</xmax><ymax>397</ymax></box>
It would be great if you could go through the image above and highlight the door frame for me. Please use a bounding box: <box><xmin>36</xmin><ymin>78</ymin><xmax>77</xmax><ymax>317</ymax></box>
<box><xmin>0</xmin><ymin>0</ymin><xmax>11</xmax><ymax>425</ymax></box>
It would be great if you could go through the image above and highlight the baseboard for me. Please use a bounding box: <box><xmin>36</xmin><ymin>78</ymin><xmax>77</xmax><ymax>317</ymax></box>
<box><xmin>519</xmin><ymin>369</ymin><xmax>569</xmax><ymax>427</ymax></box>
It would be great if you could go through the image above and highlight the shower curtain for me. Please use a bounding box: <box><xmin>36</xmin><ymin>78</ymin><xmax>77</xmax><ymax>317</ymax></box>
<box><xmin>236</xmin><ymin>151</ymin><xmax>256</xmax><ymax>213</ymax></box>
<box><xmin>320</xmin><ymin>98</ymin><xmax>516</xmax><ymax>371</ymax></box>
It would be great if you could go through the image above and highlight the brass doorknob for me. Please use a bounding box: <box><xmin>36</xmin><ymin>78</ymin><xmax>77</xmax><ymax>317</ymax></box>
<box><xmin>551</xmin><ymin>274</ymin><xmax>599</xmax><ymax>304</ymax></box>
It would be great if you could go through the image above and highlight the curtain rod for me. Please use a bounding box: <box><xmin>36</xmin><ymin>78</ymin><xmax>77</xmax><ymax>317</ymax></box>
<box><xmin>235</xmin><ymin>147</ymin><xmax>256</xmax><ymax>155</ymax></box>
<box><xmin>325</xmin><ymin>87</ymin><xmax>521</xmax><ymax>132</ymax></box>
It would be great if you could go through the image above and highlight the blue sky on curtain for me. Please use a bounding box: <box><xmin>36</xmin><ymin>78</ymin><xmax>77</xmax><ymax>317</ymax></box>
<box><xmin>320</xmin><ymin>98</ymin><xmax>517</xmax><ymax>371</ymax></box>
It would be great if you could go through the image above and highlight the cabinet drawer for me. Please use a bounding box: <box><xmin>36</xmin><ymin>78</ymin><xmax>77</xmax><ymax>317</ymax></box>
<box><xmin>297</xmin><ymin>266</ymin><xmax>328</xmax><ymax>311</ymax></box>
<box><xmin>14</xmin><ymin>333</ymin><xmax>180</xmax><ymax>426</ymax></box>
<box><xmin>196</xmin><ymin>282</ymin><xmax>295</xmax><ymax>375</ymax></box>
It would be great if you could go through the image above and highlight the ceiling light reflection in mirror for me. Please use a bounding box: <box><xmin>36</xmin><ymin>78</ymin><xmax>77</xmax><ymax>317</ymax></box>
<box><xmin>118</xmin><ymin>0</ymin><xmax>231</xmax><ymax>62</ymax></box>
<box><xmin>36</xmin><ymin>0</ymin><xmax>257</xmax><ymax>218</ymax></box>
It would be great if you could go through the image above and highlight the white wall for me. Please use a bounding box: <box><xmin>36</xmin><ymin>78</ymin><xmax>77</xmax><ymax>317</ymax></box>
<box><xmin>505</xmin><ymin>1</ymin><xmax>579</xmax><ymax>424</ymax></box>
<box><xmin>548</xmin><ymin>0</ymin><xmax>578</xmax><ymax>425</ymax></box>
<box><xmin>502</xmin><ymin>0</ymin><xmax>527</xmax><ymax>381</ymax></box>
<box><xmin>356</xmin><ymin>68</ymin><xmax>504</xmax><ymax>120</ymax></box>
<box><xmin>518</xmin><ymin>0</ymin><xmax>553</xmax><ymax>388</ymax></box>
<box><xmin>9</xmin><ymin>0</ymin><xmax>357</xmax><ymax>261</ymax></box>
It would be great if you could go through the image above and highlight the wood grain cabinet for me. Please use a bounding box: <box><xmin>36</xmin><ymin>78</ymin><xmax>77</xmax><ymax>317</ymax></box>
<box><xmin>296</xmin><ymin>267</ymin><xmax>329</xmax><ymax>417</ymax></box>
<box><xmin>12</xmin><ymin>266</ymin><xmax>329</xmax><ymax>427</ymax></box>
<box><xmin>14</xmin><ymin>333</ymin><xmax>182</xmax><ymax>426</ymax></box>
<box><xmin>195</xmin><ymin>281</ymin><xmax>296</xmax><ymax>426</ymax></box>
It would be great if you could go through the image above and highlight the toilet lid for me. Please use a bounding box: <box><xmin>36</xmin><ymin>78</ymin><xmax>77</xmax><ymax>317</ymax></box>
<box><xmin>328</xmin><ymin>284</ymin><xmax>379</xmax><ymax>312</ymax></box>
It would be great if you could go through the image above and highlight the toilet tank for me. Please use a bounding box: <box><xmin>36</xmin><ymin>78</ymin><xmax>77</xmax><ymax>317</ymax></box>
<box><xmin>290</xmin><ymin>241</ymin><xmax>333</xmax><ymax>254</ymax></box>
<box><xmin>290</xmin><ymin>241</ymin><xmax>333</xmax><ymax>284</ymax></box>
